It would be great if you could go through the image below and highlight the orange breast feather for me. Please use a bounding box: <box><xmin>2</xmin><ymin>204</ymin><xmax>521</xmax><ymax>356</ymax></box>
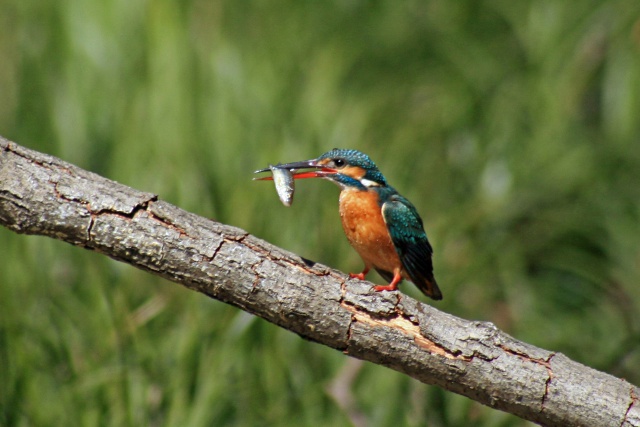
<box><xmin>339</xmin><ymin>189</ymin><xmax>403</xmax><ymax>274</ymax></box>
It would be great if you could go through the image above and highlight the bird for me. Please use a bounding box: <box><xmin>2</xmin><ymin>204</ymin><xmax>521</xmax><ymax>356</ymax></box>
<box><xmin>254</xmin><ymin>148</ymin><xmax>442</xmax><ymax>300</ymax></box>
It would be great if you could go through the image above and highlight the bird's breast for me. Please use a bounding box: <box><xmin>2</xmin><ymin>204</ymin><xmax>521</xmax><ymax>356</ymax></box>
<box><xmin>339</xmin><ymin>189</ymin><xmax>401</xmax><ymax>272</ymax></box>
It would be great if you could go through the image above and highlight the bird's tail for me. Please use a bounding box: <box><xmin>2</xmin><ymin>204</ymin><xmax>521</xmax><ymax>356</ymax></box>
<box><xmin>413</xmin><ymin>275</ymin><xmax>443</xmax><ymax>301</ymax></box>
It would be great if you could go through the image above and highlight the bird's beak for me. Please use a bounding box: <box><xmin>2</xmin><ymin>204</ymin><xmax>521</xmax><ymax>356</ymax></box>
<box><xmin>253</xmin><ymin>158</ymin><xmax>338</xmax><ymax>180</ymax></box>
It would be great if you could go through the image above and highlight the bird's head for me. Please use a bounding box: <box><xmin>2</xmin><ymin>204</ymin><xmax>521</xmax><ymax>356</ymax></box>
<box><xmin>255</xmin><ymin>149</ymin><xmax>387</xmax><ymax>189</ymax></box>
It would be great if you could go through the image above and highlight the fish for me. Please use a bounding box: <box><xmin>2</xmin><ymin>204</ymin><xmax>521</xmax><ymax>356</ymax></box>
<box><xmin>269</xmin><ymin>164</ymin><xmax>295</xmax><ymax>206</ymax></box>
<box><xmin>253</xmin><ymin>163</ymin><xmax>297</xmax><ymax>206</ymax></box>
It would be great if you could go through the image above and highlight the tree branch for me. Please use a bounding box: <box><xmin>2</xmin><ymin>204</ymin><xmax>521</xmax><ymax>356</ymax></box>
<box><xmin>1</xmin><ymin>136</ymin><xmax>638</xmax><ymax>427</ymax></box>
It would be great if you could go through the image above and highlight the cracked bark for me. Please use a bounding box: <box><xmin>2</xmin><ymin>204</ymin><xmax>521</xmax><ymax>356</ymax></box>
<box><xmin>1</xmin><ymin>135</ymin><xmax>639</xmax><ymax>427</ymax></box>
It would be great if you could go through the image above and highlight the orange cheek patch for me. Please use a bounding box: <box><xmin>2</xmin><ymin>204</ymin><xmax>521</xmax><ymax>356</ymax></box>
<box><xmin>341</xmin><ymin>166</ymin><xmax>366</xmax><ymax>180</ymax></box>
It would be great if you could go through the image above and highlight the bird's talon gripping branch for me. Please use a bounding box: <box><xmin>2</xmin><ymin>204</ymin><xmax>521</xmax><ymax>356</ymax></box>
<box><xmin>373</xmin><ymin>270</ymin><xmax>402</xmax><ymax>292</ymax></box>
<box><xmin>373</xmin><ymin>284</ymin><xmax>398</xmax><ymax>292</ymax></box>
<box><xmin>349</xmin><ymin>266</ymin><xmax>370</xmax><ymax>281</ymax></box>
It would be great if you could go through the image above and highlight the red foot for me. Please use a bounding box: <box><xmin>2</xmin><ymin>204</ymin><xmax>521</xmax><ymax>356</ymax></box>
<box><xmin>374</xmin><ymin>284</ymin><xmax>397</xmax><ymax>291</ymax></box>
<box><xmin>349</xmin><ymin>266</ymin><xmax>370</xmax><ymax>281</ymax></box>
<box><xmin>373</xmin><ymin>271</ymin><xmax>402</xmax><ymax>292</ymax></box>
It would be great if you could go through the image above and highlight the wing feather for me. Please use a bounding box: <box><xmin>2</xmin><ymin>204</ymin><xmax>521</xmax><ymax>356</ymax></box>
<box><xmin>382</xmin><ymin>195</ymin><xmax>442</xmax><ymax>300</ymax></box>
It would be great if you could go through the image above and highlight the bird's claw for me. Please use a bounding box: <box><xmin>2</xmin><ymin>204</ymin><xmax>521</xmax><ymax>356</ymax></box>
<box><xmin>374</xmin><ymin>284</ymin><xmax>398</xmax><ymax>292</ymax></box>
<box><xmin>349</xmin><ymin>272</ymin><xmax>367</xmax><ymax>281</ymax></box>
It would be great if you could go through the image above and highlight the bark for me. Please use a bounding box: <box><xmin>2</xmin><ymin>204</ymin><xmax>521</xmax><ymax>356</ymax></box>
<box><xmin>1</xmin><ymin>135</ymin><xmax>638</xmax><ymax>427</ymax></box>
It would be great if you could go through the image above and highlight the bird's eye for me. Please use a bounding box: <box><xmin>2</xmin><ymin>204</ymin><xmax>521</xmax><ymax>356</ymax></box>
<box><xmin>334</xmin><ymin>158</ymin><xmax>346</xmax><ymax>167</ymax></box>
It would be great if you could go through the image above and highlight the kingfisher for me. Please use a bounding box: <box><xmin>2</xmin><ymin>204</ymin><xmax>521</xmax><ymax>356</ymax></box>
<box><xmin>255</xmin><ymin>148</ymin><xmax>442</xmax><ymax>300</ymax></box>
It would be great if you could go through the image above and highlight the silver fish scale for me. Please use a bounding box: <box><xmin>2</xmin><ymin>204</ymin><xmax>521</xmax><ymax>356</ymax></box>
<box><xmin>270</xmin><ymin>164</ymin><xmax>295</xmax><ymax>206</ymax></box>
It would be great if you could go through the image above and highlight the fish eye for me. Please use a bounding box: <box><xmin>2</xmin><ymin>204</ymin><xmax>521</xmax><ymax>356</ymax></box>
<box><xmin>334</xmin><ymin>158</ymin><xmax>346</xmax><ymax>167</ymax></box>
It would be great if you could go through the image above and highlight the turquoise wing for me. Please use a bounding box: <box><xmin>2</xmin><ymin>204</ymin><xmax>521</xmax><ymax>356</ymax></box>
<box><xmin>382</xmin><ymin>194</ymin><xmax>442</xmax><ymax>300</ymax></box>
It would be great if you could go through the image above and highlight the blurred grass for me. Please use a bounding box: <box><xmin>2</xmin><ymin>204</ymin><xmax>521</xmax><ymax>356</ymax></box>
<box><xmin>1</xmin><ymin>0</ymin><xmax>640</xmax><ymax>425</ymax></box>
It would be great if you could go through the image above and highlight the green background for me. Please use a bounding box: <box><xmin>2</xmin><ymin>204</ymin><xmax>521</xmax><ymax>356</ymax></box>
<box><xmin>1</xmin><ymin>1</ymin><xmax>640</xmax><ymax>426</ymax></box>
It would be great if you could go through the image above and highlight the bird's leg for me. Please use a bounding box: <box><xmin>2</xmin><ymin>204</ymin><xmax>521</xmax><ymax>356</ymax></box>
<box><xmin>349</xmin><ymin>265</ymin><xmax>370</xmax><ymax>281</ymax></box>
<box><xmin>374</xmin><ymin>270</ymin><xmax>402</xmax><ymax>292</ymax></box>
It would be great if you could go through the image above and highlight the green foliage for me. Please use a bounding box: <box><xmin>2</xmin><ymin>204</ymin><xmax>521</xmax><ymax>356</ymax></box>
<box><xmin>2</xmin><ymin>0</ymin><xmax>640</xmax><ymax>425</ymax></box>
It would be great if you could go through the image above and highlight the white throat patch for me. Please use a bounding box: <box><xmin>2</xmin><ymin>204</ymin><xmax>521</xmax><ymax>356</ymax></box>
<box><xmin>360</xmin><ymin>178</ymin><xmax>381</xmax><ymax>187</ymax></box>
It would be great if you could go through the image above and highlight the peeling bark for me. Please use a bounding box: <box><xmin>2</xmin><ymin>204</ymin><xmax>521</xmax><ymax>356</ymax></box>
<box><xmin>1</xmin><ymin>136</ymin><xmax>639</xmax><ymax>427</ymax></box>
